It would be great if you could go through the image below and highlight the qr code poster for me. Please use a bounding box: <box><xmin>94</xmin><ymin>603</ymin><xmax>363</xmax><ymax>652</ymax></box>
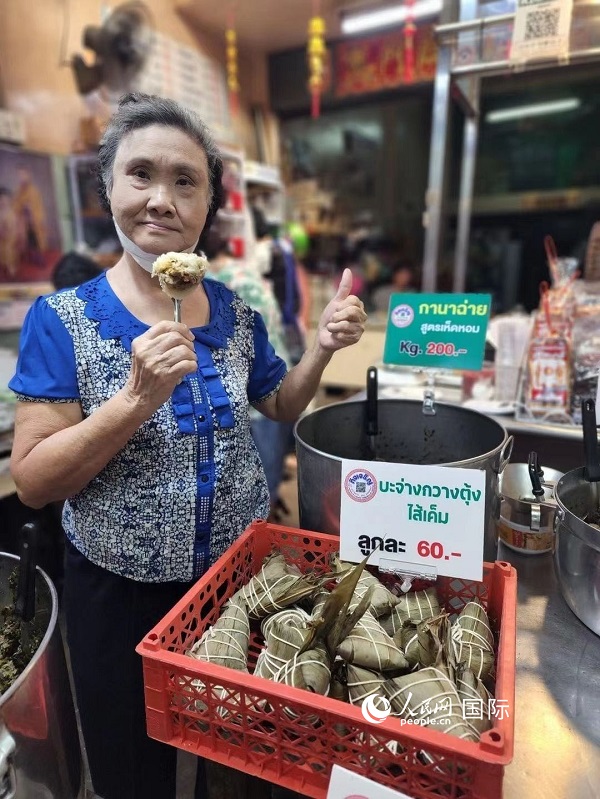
<box><xmin>510</xmin><ymin>0</ymin><xmax>573</xmax><ymax>65</ymax></box>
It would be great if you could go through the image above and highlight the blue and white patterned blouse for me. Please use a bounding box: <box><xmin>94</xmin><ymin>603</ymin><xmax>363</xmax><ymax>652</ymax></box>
<box><xmin>9</xmin><ymin>273</ymin><xmax>287</xmax><ymax>583</ymax></box>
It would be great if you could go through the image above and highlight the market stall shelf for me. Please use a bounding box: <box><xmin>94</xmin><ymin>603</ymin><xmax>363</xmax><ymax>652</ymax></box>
<box><xmin>137</xmin><ymin>521</ymin><xmax>516</xmax><ymax>799</ymax></box>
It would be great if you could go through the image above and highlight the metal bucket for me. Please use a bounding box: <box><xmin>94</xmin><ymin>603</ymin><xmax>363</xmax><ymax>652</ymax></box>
<box><xmin>294</xmin><ymin>399</ymin><xmax>513</xmax><ymax>562</ymax></box>
<box><xmin>498</xmin><ymin>462</ymin><xmax>564</xmax><ymax>555</ymax></box>
<box><xmin>553</xmin><ymin>468</ymin><xmax>600</xmax><ymax>637</ymax></box>
<box><xmin>0</xmin><ymin>553</ymin><xmax>82</xmax><ymax>798</ymax></box>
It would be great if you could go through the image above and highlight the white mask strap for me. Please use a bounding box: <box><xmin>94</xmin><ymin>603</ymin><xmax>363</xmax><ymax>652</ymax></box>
<box><xmin>113</xmin><ymin>220</ymin><xmax>199</xmax><ymax>272</ymax></box>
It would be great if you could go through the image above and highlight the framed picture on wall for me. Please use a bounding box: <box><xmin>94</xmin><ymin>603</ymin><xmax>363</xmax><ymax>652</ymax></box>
<box><xmin>0</xmin><ymin>146</ymin><xmax>63</xmax><ymax>284</ymax></box>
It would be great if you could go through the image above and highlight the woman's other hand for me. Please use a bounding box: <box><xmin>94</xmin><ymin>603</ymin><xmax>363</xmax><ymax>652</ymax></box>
<box><xmin>125</xmin><ymin>321</ymin><xmax>197</xmax><ymax>411</ymax></box>
<box><xmin>317</xmin><ymin>268</ymin><xmax>367</xmax><ymax>353</ymax></box>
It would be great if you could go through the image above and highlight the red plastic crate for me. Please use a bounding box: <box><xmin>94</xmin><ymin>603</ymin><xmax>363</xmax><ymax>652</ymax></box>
<box><xmin>137</xmin><ymin>521</ymin><xmax>516</xmax><ymax>799</ymax></box>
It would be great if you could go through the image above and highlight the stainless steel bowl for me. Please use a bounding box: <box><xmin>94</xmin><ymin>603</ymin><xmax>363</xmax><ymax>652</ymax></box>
<box><xmin>554</xmin><ymin>468</ymin><xmax>600</xmax><ymax>637</ymax></box>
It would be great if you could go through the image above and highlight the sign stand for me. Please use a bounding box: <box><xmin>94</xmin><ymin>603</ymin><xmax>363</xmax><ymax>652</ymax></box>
<box><xmin>378</xmin><ymin>556</ymin><xmax>438</xmax><ymax>593</ymax></box>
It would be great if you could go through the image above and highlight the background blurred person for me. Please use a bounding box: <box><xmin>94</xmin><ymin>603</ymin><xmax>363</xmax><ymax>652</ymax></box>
<box><xmin>52</xmin><ymin>250</ymin><xmax>104</xmax><ymax>290</ymax></box>
<box><xmin>251</xmin><ymin>206</ymin><xmax>306</xmax><ymax>366</ymax></box>
<box><xmin>371</xmin><ymin>258</ymin><xmax>417</xmax><ymax>313</ymax></box>
<box><xmin>203</xmin><ymin>228</ymin><xmax>293</xmax><ymax>522</ymax></box>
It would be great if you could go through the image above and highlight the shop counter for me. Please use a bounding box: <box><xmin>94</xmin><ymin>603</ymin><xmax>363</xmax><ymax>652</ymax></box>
<box><xmin>499</xmin><ymin>541</ymin><xmax>600</xmax><ymax>798</ymax></box>
<box><xmin>494</xmin><ymin>416</ymin><xmax>584</xmax><ymax>474</ymax></box>
<box><xmin>347</xmin><ymin>385</ymin><xmax>585</xmax><ymax>475</ymax></box>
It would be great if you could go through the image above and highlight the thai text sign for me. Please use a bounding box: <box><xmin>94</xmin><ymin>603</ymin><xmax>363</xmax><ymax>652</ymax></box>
<box><xmin>327</xmin><ymin>764</ymin><xmax>414</xmax><ymax>798</ymax></box>
<box><xmin>383</xmin><ymin>293</ymin><xmax>491</xmax><ymax>371</ymax></box>
<box><xmin>340</xmin><ymin>460</ymin><xmax>485</xmax><ymax>582</ymax></box>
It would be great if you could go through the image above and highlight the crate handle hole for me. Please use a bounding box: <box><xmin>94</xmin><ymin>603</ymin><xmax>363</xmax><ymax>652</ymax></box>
<box><xmin>143</xmin><ymin>633</ymin><xmax>160</xmax><ymax>651</ymax></box>
<box><xmin>481</xmin><ymin>729</ymin><xmax>505</xmax><ymax>751</ymax></box>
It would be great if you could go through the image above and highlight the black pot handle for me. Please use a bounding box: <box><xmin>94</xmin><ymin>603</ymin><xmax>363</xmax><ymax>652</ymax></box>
<box><xmin>528</xmin><ymin>452</ymin><xmax>545</xmax><ymax>498</ymax></box>
<box><xmin>366</xmin><ymin>366</ymin><xmax>378</xmax><ymax>438</ymax></box>
<box><xmin>582</xmin><ymin>398</ymin><xmax>600</xmax><ymax>483</ymax></box>
<box><xmin>14</xmin><ymin>522</ymin><xmax>39</xmax><ymax>623</ymax></box>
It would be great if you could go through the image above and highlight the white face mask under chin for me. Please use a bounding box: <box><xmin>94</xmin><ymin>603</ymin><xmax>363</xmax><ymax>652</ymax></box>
<box><xmin>113</xmin><ymin>220</ymin><xmax>199</xmax><ymax>273</ymax></box>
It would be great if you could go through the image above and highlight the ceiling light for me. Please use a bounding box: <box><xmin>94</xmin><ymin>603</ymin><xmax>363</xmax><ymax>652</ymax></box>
<box><xmin>486</xmin><ymin>98</ymin><xmax>581</xmax><ymax>124</ymax></box>
<box><xmin>341</xmin><ymin>0</ymin><xmax>443</xmax><ymax>35</ymax></box>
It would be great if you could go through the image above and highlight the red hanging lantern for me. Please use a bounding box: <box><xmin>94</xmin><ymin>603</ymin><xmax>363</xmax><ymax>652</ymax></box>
<box><xmin>307</xmin><ymin>1</ymin><xmax>326</xmax><ymax>118</ymax></box>
<box><xmin>403</xmin><ymin>0</ymin><xmax>416</xmax><ymax>83</ymax></box>
<box><xmin>226</xmin><ymin>6</ymin><xmax>239</xmax><ymax>115</ymax></box>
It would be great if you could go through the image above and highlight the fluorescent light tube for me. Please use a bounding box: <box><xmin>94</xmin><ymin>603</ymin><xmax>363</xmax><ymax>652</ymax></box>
<box><xmin>486</xmin><ymin>98</ymin><xmax>581</xmax><ymax>124</ymax></box>
<box><xmin>341</xmin><ymin>0</ymin><xmax>443</xmax><ymax>35</ymax></box>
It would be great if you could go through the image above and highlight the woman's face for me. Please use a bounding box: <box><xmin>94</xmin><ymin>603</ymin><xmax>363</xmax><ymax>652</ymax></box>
<box><xmin>110</xmin><ymin>124</ymin><xmax>210</xmax><ymax>254</ymax></box>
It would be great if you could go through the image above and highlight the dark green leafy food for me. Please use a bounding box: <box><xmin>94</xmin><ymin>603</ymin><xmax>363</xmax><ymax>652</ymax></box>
<box><xmin>0</xmin><ymin>570</ymin><xmax>44</xmax><ymax>695</ymax></box>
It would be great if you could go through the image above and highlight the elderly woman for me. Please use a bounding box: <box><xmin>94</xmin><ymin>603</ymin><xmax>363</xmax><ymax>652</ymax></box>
<box><xmin>9</xmin><ymin>93</ymin><xmax>366</xmax><ymax>799</ymax></box>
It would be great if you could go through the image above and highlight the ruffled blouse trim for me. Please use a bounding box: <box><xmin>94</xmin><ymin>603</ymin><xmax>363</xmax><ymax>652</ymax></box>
<box><xmin>76</xmin><ymin>273</ymin><xmax>236</xmax><ymax>352</ymax></box>
<box><xmin>76</xmin><ymin>273</ymin><xmax>237</xmax><ymax>432</ymax></box>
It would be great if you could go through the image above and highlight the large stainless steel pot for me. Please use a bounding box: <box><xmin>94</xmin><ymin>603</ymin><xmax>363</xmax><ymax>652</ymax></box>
<box><xmin>553</xmin><ymin>469</ymin><xmax>600</xmax><ymax>637</ymax></box>
<box><xmin>0</xmin><ymin>553</ymin><xmax>82</xmax><ymax>798</ymax></box>
<box><xmin>294</xmin><ymin>399</ymin><xmax>513</xmax><ymax>562</ymax></box>
<box><xmin>498</xmin><ymin>461</ymin><xmax>564</xmax><ymax>555</ymax></box>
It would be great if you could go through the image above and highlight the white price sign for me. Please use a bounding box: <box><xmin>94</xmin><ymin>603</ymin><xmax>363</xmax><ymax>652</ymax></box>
<box><xmin>327</xmin><ymin>765</ymin><xmax>413</xmax><ymax>799</ymax></box>
<box><xmin>339</xmin><ymin>460</ymin><xmax>485</xmax><ymax>582</ymax></box>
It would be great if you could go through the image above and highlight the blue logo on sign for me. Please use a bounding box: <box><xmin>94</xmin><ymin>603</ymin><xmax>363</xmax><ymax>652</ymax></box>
<box><xmin>391</xmin><ymin>304</ymin><xmax>414</xmax><ymax>328</ymax></box>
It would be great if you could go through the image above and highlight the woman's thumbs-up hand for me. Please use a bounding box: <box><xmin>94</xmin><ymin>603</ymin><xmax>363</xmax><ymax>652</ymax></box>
<box><xmin>317</xmin><ymin>268</ymin><xmax>367</xmax><ymax>352</ymax></box>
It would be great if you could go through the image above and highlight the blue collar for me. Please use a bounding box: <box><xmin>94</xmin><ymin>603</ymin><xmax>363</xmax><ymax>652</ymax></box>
<box><xmin>77</xmin><ymin>273</ymin><xmax>235</xmax><ymax>352</ymax></box>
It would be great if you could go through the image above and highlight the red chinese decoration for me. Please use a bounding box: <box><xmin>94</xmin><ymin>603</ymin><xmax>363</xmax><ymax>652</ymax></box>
<box><xmin>307</xmin><ymin>1</ymin><xmax>327</xmax><ymax>118</ymax></box>
<box><xmin>403</xmin><ymin>0</ymin><xmax>416</xmax><ymax>83</ymax></box>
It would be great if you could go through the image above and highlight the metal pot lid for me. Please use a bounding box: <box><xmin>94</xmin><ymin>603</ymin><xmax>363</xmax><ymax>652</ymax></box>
<box><xmin>500</xmin><ymin>462</ymin><xmax>563</xmax><ymax>507</ymax></box>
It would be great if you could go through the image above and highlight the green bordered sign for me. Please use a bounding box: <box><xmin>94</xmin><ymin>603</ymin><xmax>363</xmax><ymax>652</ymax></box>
<box><xmin>383</xmin><ymin>293</ymin><xmax>491</xmax><ymax>371</ymax></box>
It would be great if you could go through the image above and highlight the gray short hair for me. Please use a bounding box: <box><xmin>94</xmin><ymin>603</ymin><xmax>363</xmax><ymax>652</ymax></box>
<box><xmin>97</xmin><ymin>93</ymin><xmax>224</xmax><ymax>231</ymax></box>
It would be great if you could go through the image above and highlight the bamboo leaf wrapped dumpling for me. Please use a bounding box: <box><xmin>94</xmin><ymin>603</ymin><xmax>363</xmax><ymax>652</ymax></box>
<box><xmin>452</xmin><ymin>598</ymin><xmax>494</xmax><ymax>652</ymax></box>
<box><xmin>255</xmin><ymin>609</ymin><xmax>311</xmax><ymax>681</ymax></box>
<box><xmin>451</xmin><ymin>638</ymin><xmax>495</xmax><ymax>682</ymax></box>
<box><xmin>187</xmin><ymin>594</ymin><xmax>250</xmax><ymax>671</ymax></box>
<box><xmin>346</xmin><ymin>664</ymin><xmax>385</xmax><ymax>707</ymax></box>
<box><xmin>456</xmin><ymin>662</ymin><xmax>492</xmax><ymax>735</ymax></box>
<box><xmin>272</xmin><ymin>644</ymin><xmax>331</xmax><ymax>696</ymax></box>
<box><xmin>240</xmin><ymin>551</ymin><xmax>322</xmax><ymax>619</ymax></box>
<box><xmin>331</xmin><ymin>555</ymin><xmax>399</xmax><ymax>617</ymax></box>
<box><xmin>384</xmin><ymin>667</ymin><xmax>479</xmax><ymax>742</ymax></box>
<box><xmin>338</xmin><ymin>611</ymin><xmax>409</xmax><ymax>672</ymax></box>
<box><xmin>394</xmin><ymin>612</ymin><xmax>450</xmax><ymax>672</ymax></box>
<box><xmin>380</xmin><ymin>587</ymin><xmax>441</xmax><ymax>636</ymax></box>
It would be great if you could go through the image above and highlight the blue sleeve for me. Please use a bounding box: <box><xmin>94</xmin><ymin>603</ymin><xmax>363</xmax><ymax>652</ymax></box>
<box><xmin>8</xmin><ymin>296</ymin><xmax>79</xmax><ymax>401</ymax></box>
<box><xmin>247</xmin><ymin>311</ymin><xmax>288</xmax><ymax>404</ymax></box>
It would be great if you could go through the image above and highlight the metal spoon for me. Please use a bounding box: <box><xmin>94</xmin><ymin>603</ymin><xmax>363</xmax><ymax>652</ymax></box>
<box><xmin>172</xmin><ymin>298</ymin><xmax>182</xmax><ymax>323</ymax></box>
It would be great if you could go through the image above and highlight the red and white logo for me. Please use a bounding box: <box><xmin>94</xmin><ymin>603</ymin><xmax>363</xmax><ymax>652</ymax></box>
<box><xmin>344</xmin><ymin>468</ymin><xmax>378</xmax><ymax>503</ymax></box>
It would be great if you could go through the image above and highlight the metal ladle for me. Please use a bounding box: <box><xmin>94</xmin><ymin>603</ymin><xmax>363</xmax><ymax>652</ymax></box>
<box><xmin>366</xmin><ymin>366</ymin><xmax>382</xmax><ymax>461</ymax></box>
<box><xmin>582</xmin><ymin>398</ymin><xmax>600</xmax><ymax>526</ymax></box>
